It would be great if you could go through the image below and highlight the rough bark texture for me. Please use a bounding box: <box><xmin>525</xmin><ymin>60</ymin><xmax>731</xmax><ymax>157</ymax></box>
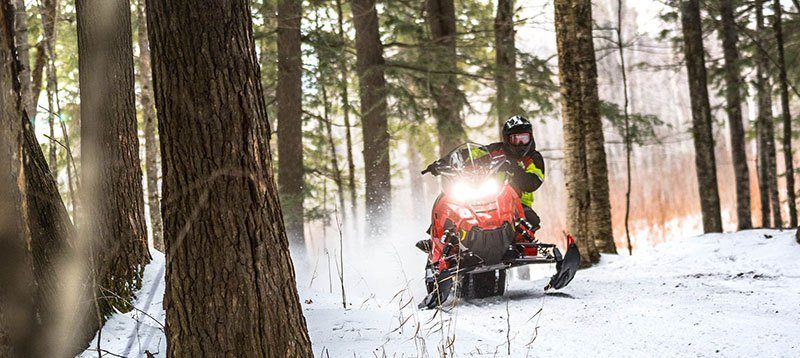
<box><xmin>680</xmin><ymin>0</ymin><xmax>723</xmax><ymax>233</ymax></box>
<box><xmin>718</xmin><ymin>0</ymin><xmax>752</xmax><ymax>230</ymax></box>
<box><xmin>135</xmin><ymin>0</ymin><xmax>164</xmax><ymax>251</ymax></box>
<box><xmin>494</xmin><ymin>0</ymin><xmax>521</xmax><ymax>131</ymax></box>
<box><xmin>426</xmin><ymin>0</ymin><xmax>465</xmax><ymax>156</ymax></box>
<box><xmin>146</xmin><ymin>0</ymin><xmax>313</xmax><ymax>355</ymax></box>
<box><xmin>351</xmin><ymin>0</ymin><xmax>391</xmax><ymax>234</ymax></box>
<box><xmin>76</xmin><ymin>0</ymin><xmax>151</xmax><ymax>315</ymax></box>
<box><xmin>773</xmin><ymin>0</ymin><xmax>796</xmax><ymax>228</ymax></box>
<box><xmin>0</xmin><ymin>2</ymin><xmax>36</xmax><ymax>353</ymax></box>
<box><xmin>754</xmin><ymin>0</ymin><xmax>782</xmax><ymax>228</ymax></box>
<box><xmin>30</xmin><ymin>40</ymin><xmax>45</xmax><ymax>112</ymax></box>
<box><xmin>13</xmin><ymin>0</ymin><xmax>33</xmax><ymax>118</ymax></box>
<box><xmin>277</xmin><ymin>0</ymin><xmax>305</xmax><ymax>244</ymax></box>
<box><xmin>554</xmin><ymin>0</ymin><xmax>600</xmax><ymax>266</ymax></box>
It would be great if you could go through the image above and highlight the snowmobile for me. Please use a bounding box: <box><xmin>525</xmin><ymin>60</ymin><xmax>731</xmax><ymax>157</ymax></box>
<box><xmin>417</xmin><ymin>143</ymin><xmax>580</xmax><ymax>309</ymax></box>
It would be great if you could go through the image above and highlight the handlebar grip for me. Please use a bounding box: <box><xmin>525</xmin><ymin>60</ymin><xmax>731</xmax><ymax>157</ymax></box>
<box><xmin>421</xmin><ymin>169</ymin><xmax>429</xmax><ymax>175</ymax></box>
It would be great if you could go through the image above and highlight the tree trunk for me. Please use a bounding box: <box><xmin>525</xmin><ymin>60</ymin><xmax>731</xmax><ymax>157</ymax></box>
<box><xmin>754</xmin><ymin>0</ymin><xmax>782</xmax><ymax>228</ymax></box>
<box><xmin>321</xmin><ymin>79</ymin><xmax>346</xmax><ymax>217</ymax></box>
<box><xmin>134</xmin><ymin>0</ymin><xmax>164</xmax><ymax>251</ymax></box>
<box><xmin>773</xmin><ymin>0</ymin><xmax>796</xmax><ymax>228</ymax></box>
<box><xmin>14</xmin><ymin>0</ymin><xmax>33</xmax><ymax>119</ymax></box>
<box><xmin>76</xmin><ymin>0</ymin><xmax>151</xmax><ymax>316</ymax></box>
<box><xmin>30</xmin><ymin>40</ymin><xmax>46</xmax><ymax>114</ymax></box>
<box><xmin>616</xmin><ymin>0</ymin><xmax>633</xmax><ymax>254</ymax></box>
<box><xmin>335</xmin><ymin>0</ymin><xmax>358</xmax><ymax>223</ymax></box>
<box><xmin>554</xmin><ymin>0</ymin><xmax>600</xmax><ymax>266</ymax></box>
<box><xmin>426</xmin><ymin>0</ymin><xmax>465</xmax><ymax>156</ymax></box>
<box><xmin>39</xmin><ymin>0</ymin><xmax>58</xmax><ymax>175</ymax></box>
<box><xmin>718</xmin><ymin>0</ymin><xmax>752</xmax><ymax>230</ymax></box>
<box><xmin>0</xmin><ymin>3</ymin><xmax>36</xmax><ymax>352</ymax></box>
<box><xmin>680</xmin><ymin>0</ymin><xmax>723</xmax><ymax>233</ymax></box>
<box><xmin>146</xmin><ymin>0</ymin><xmax>313</xmax><ymax>355</ymax></box>
<box><xmin>494</xmin><ymin>0</ymin><xmax>520</xmax><ymax>131</ymax></box>
<box><xmin>277</xmin><ymin>0</ymin><xmax>305</xmax><ymax>244</ymax></box>
<box><xmin>351</xmin><ymin>0</ymin><xmax>391</xmax><ymax>235</ymax></box>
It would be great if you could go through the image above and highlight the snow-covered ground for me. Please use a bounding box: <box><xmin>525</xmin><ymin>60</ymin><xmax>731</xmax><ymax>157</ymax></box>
<box><xmin>79</xmin><ymin>229</ymin><xmax>800</xmax><ymax>357</ymax></box>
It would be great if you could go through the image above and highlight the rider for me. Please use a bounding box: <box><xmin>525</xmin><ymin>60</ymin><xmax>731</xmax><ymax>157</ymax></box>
<box><xmin>425</xmin><ymin>115</ymin><xmax>545</xmax><ymax>230</ymax></box>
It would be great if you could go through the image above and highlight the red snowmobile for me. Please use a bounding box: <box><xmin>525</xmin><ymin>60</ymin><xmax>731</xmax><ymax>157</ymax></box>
<box><xmin>417</xmin><ymin>143</ymin><xmax>580</xmax><ymax>309</ymax></box>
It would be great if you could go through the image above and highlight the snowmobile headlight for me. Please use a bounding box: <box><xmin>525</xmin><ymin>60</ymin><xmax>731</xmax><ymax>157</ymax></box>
<box><xmin>451</xmin><ymin>178</ymin><xmax>500</xmax><ymax>201</ymax></box>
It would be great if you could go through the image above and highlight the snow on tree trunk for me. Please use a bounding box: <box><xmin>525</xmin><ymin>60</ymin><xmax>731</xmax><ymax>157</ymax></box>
<box><xmin>680</xmin><ymin>0</ymin><xmax>723</xmax><ymax>233</ymax></box>
<box><xmin>145</xmin><ymin>0</ymin><xmax>314</xmax><ymax>354</ymax></box>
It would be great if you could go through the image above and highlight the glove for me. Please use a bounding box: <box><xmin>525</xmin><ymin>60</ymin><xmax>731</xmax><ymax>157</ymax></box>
<box><xmin>422</xmin><ymin>162</ymin><xmax>440</xmax><ymax>176</ymax></box>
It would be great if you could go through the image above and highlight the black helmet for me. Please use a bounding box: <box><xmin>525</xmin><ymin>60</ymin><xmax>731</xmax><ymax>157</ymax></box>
<box><xmin>502</xmin><ymin>115</ymin><xmax>534</xmax><ymax>158</ymax></box>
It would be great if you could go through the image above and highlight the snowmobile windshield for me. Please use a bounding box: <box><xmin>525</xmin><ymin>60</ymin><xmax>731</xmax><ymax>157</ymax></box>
<box><xmin>440</xmin><ymin>143</ymin><xmax>507</xmax><ymax>201</ymax></box>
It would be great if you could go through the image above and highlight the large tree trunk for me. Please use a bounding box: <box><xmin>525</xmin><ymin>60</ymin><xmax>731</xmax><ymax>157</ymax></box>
<box><xmin>277</xmin><ymin>0</ymin><xmax>305</xmax><ymax>244</ymax></box>
<box><xmin>773</xmin><ymin>0</ymin><xmax>796</xmax><ymax>228</ymax></box>
<box><xmin>0</xmin><ymin>3</ymin><xmax>36</xmax><ymax>352</ymax></box>
<box><xmin>146</xmin><ymin>0</ymin><xmax>313</xmax><ymax>355</ymax></box>
<box><xmin>134</xmin><ymin>0</ymin><xmax>164</xmax><ymax>251</ymax></box>
<box><xmin>680</xmin><ymin>0</ymin><xmax>723</xmax><ymax>233</ymax></box>
<box><xmin>76</xmin><ymin>0</ymin><xmax>151</xmax><ymax>316</ymax></box>
<box><xmin>718</xmin><ymin>0</ymin><xmax>752</xmax><ymax>230</ymax></box>
<box><xmin>351</xmin><ymin>0</ymin><xmax>391</xmax><ymax>235</ymax></box>
<box><xmin>754</xmin><ymin>0</ymin><xmax>782</xmax><ymax>228</ymax></box>
<box><xmin>426</xmin><ymin>0</ymin><xmax>465</xmax><ymax>156</ymax></box>
<box><xmin>335</xmin><ymin>0</ymin><xmax>358</xmax><ymax>223</ymax></box>
<box><xmin>13</xmin><ymin>0</ymin><xmax>33</xmax><ymax>118</ymax></box>
<box><xmin>494</xmin><ymin>0</ymin><xmax>521</xmax><ymax>131</ymax></box>
<box><xmin>554</xmin><ymin>0</ymin><xmax>600</xmax><ymax>266</ymax></box>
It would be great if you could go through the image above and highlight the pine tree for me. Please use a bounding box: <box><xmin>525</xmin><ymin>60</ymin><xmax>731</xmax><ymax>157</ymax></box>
<box><xmin>76</xmin><ymin>0</ymin><xmax>151</xmax><ymax>315</ymax></box>
<box><xmin>680</xmin><ymin>0</ymin><xmax>723</xmax><ymax>233</ymax></box>
<box><xmin>772</xmin><ymin>0</ymin><xmax>796</xmax><ymax>227</ymax></box>
<box><xmin>718</xmin><ymin>0</ymin><xmax>752</xmax><ymax>230</ymax></box>
<box><xmin>494</xmin><ymin>0</ymin><xmax>521</xmax><ymax>131</ymax></box>
<box><xmin>277</xmin><ymin>0</ymin><xmax>306</xmax><ymax>243</ymax></box>
<box><xmin>352</xmin><ymin>0</ymin><xmax>391</xmax><ymax>234</ymax></box>
<box><xmin>146</xmin><ymin>0</ymin><xmax>313</xmax><ymax>354</ymax></box>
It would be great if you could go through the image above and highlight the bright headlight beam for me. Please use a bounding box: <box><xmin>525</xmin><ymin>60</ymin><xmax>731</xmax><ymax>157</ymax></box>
<box><xmin>451</xmin><ymin>178</ymin><xmax>500</xmax><ymax>201</ymax></box>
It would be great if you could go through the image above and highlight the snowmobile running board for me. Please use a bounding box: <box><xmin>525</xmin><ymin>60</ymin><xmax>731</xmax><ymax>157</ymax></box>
<box><xmin>418</xmin><ymin>242</ymin><xmax>581</xmax><ymax>309</ymax></box>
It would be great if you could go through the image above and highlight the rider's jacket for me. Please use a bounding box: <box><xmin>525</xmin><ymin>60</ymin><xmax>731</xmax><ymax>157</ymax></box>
<box><xmin>477</xmin><ymin>143</ymin><xmax>545</xmax><ymax>208</ymax></box>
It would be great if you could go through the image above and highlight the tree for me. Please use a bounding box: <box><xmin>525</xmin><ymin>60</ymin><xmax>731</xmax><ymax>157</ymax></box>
<box><xmin>13</xmin><ymin>0</ymin><xmax>33</xmax><ymax>118</ymax></box>
<box><xmin>614</xmin><ymin>0</ymin><xmax>634</xmax><ymax>254</ymax></box>
<box><xmin>773</xmin><ymin>0</ymin><xmax>796</xmax><ymax>228</ymax></box>
<box><xmin>426</xmin><ymin>0</ymin><xmax>465</xmax><ymax>155</ymax></box>
<box><xmin>554</xmin><ymin>0</ymin><xmax>602</xmax><ymax>265</ymax></box>
<box><xmin>135</xmin><ymin>0</ymin><xmax>164</xmax><ymax>251</ymax></box>
<box><xmin>679</xmin><ymin>0</ymin><xmax>723</xmax><ymax>233</ymax></box>
<box><xmin>277</xmin><ymin>0</ymin><xmax>305</xmax><ymax>244</ymax></box>
<box><xmin>351</xmin><ymin>0</ymin><xmax>391</xmax><ymax>234</ymax></box>
<box><xmin>76</xmin><ymin>0</ymin><xmax>151</xmax><ymax>315</ymax></box>
<box><xmin>754</xmin><ymin>0</ymin><xmax>782</xmax><ymax>228</ymax></box>
<box><xmin>0</xmin><ymin>2</ymin><xmax>36</xmax><ymax>352</ymax></box>
<box><xmin>146</xmin><ymin>0</ymin><xmax>313</xmax><ymax>354</ymax></box>
<box><xmin>717</xmin><ymin>0</ymin><xmax>752</xmax><ymax>230</ymax></box>
<box><xmin>494</xmin><ymin>0</ymin><xmax>521</xmax><ymax>131</ymax></box>
<box><xmin>335</xmin><ymin>0</ymin><xmax>358</xmax><ymax>223</ymax></box>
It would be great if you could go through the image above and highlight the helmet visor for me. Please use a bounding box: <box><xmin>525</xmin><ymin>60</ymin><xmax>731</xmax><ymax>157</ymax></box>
<box><xmin>507</xmin><ymin>132</ymin><xmax>531</xmax><ymax>146</ymax></box>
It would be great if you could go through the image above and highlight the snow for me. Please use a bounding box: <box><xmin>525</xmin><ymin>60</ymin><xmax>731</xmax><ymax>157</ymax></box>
<box><xmin>78</xmin><ymin>229</ymin><xmax>800</xmax><ymax>357</ymax></box>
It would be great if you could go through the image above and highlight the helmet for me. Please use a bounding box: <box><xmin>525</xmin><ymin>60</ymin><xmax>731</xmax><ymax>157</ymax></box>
<box><xmin>502</xmin><ymin>115</ymin><xmax>534</xmax><ymax>158</ymax></box>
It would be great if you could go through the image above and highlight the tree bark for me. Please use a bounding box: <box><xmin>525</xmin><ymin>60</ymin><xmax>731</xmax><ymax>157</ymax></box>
<box><xmin>616</xmin><ymin>0</ymin><xmax>633</xmax><ymax>254</ymax></box>
<box><xmin>754</xmin><ymin>0</ymin><xmax>782</xmax><ymax>228</ymax></box>
<box><xmin>146</xmin><ymin>0</ymin><xmax>313</xmax><ymax>355</ymax></box>
<box><xmin>134</xmin><ymin>0</ymin><xmax>164</xmax><ymax>251</ymax></box>
<box><xmin>0</xmin><ymin>2</ymin><xmax>36</xmax><ymax>353</ymax></box>
<box><xmin>773</xmin><ymin>0</ymin><xmax>796</xmax><ymax>228</ymax></box>
<box><xmin>277</xmin><ymin>0</ymin><xmax>305</xmax><ymax>244</ymax></box>
<box><xmin>13</xmin><ymin>0</ymin><xmax>33</xmax><ymax>118</ymax></box>
<box><xmin>335</xmin><ymin>0</ymin><xmax>358</xmax><ymax>223</ymax></box>
<box><xmin>426</xmin><ymin>0</ymin><xmax>465</xmax><ymax>156</ymax></box>
<box><xmin>680</xmin><ymin>0</ymin><xmax>723</xmax><ymax>233</ymax></box>
<box><xmin>494</xmin><ymin>0</ymin><xmax>521</xmax><ymax>131</ymax></box>
<box><xmin>554</xmin><ymin>0</ymin><xmax>600</xmax><ymax>266</ymax></box>
<box><xmin>351</xmin><ymin>0</ymin><xmax>391</xmax><ymax>234</ymax></box>
<box><xmin>39</xmin><ymin>0</ymin><xmax>58</xmax><ymax>175</ymax></box>
<box><xmin>718</xmin><ymin>0</ymin><xmax>752</xmax><ymax>230</ymax></box>
<box><xmin>76</xmin><ymin>0</ymin><xmax>151</xmax><ymax>316</ymax></box>
<box><xmin>30</xmin><ymin>40</ymin><xmax>46</xmax><ymax>113</ymax></box>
